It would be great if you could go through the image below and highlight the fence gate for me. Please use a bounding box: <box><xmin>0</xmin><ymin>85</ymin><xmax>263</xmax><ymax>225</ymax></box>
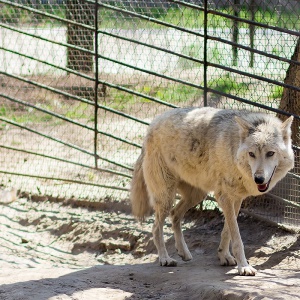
<box><xmin>0</xmin><ymin>0</ymin><xmax>299</xmax><ymax>230</ymax></box>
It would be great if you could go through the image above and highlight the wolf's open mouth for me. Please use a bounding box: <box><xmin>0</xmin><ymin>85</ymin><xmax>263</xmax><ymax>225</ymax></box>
<box><xmin>257</xmin><ymin>166</ymin><xmax>277</xmax><ymax>193</ymax></box>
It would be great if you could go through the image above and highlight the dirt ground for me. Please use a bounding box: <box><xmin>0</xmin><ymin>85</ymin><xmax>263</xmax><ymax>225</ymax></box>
<box><xmin>0</xmin><ymin>195</ymin><xmax>300</xmax><ymax>300</ymax></box>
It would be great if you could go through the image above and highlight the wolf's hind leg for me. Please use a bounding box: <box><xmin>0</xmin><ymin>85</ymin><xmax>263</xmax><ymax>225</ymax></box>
<box><xmin>143</xmin><ymin>148</ymin><xmax>178</xmax><ymax>266</ymax></box>
<box><xmin>171</xmin><ymin>182</ymin><xmax>206</xmax><ymax>261</ymax></box>
<box><xmin>152</xmin><ymin>194</ymin><xmax>177</xmax><ymax>267</ymax></box>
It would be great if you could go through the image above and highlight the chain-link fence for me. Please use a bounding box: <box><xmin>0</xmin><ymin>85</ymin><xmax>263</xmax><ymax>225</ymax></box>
<box><xmin>0</xmin><ymin>0</ymin><xmax>299</xmax><ymax>229</ymax></box>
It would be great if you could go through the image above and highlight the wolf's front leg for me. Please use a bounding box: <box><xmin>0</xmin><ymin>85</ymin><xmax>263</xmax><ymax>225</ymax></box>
<box><xmin>218</xmin><ymin>222</ymin><xmax>236</xmax><ymax>266</ymax></box>
<box><xmin>218</xmin><ymin>196</ymin><xmax>256</xmax><ymax>276</ymax></box>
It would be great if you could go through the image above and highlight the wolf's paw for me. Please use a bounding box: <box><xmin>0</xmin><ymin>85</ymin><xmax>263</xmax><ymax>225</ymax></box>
<box><xmin>178</xmin><ymin>250</ymin><xmax>193</xmax><ymax>261</ymax></box>
<box><xmin>218</xmin><ymin>252</ymin><xmax>236</xmax><ymax>266</ymax></box>
<box><xmin>176</xmin><ymin>246</ymin><xmax>193</xmax><ymax>261</ymax></box>
<box><xmin>159</xmin><ymin>257</ymin><xmax>177</xmax><ymax>267</ymax></box>
<box><xmin>238</xmin><ymin>265</ymin><xmax>257</xmax><ymax>276</ymax></box>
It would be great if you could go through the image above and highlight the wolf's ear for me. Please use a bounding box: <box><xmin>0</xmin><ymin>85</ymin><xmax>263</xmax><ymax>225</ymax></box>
<box><xmin>235</xmin><ymin>116</ymin><xmax>254</xmax><ymax>139</ymax></box>
<box><xmin>281</xmin><ymin>115</ymin><xmax>293</xmax><ymax>142</ymax></box>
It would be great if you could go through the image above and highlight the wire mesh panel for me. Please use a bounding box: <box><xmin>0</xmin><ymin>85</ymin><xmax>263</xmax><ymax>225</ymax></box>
<box><xmin>95</xmin><ymin>0</ymin><xmax>206</xmax><ymax>201</ymax></box>
<box><xmin>0</xmin><ymin>1</ymin><xmax>101</xmax><ymax>199</ymax></box>
<box><xmin>206</xmin><ymin>0</ymin><xmax>299</xmax><ymax>109</ymax></box>
<box><xmin>204</xmin><ymin>0</ymin><xmax>300</xmax><ymax>228</ymax></box>
<box><xmin>0</xmin><ymin>0</ymin><xmax>299</xmax><ymax>229</ymax></box>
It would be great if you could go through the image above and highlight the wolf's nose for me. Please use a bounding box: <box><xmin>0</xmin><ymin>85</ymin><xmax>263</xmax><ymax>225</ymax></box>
<box><xmin>254</xmin><ymin>175</ymin><xmax>265</xmax><ymax>184</ymax></box>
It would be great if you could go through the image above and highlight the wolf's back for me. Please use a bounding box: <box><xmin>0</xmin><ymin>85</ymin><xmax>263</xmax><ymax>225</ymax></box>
<box><xmin>130</xmin><ymin>150</ymin><xmax>152</xmax><ymax>221</ymax></box>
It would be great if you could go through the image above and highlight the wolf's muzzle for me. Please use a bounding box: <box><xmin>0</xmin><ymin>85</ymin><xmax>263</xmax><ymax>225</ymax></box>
<box><xmin>256</xmin><ymin>166</ymin><xmax>277</xmax><ymax>193</ymax></box>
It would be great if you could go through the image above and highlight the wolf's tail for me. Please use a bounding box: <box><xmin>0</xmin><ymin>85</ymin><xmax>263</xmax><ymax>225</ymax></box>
<box><xmin>130</xmin><ymin>150</ymin><xmax>152</xmax><ymax>221</ymax></box>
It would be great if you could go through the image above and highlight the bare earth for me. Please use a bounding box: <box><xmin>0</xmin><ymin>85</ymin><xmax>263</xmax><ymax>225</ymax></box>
<box><xmin>0</xmin><ymin>196</ymin><xmax>300</xmax><ymax>300</ymax></box>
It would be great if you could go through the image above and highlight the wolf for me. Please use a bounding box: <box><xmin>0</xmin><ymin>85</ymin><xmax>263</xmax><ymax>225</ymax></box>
<box><xmin>130</xmin><ymin>107</ymin><xmax>294</xmax><ymax>276</ymax></box>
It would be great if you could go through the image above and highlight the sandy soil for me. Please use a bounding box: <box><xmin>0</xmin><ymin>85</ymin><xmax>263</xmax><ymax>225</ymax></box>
<box><xmin>0</xmin><ymin>196</ymin><xmax>300</xmax><ymax>300</ymax></box>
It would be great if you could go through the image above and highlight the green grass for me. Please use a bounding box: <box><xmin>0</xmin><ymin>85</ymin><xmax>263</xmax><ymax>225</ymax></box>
<box><xmin>208</xmin><ymin>73</ymin><xmax>248</xmax><ymax>95</ymax></box>
<box><xmin>179</xmin><ymin>42</ymin><xmax>228</xmax><ymax>70</ymax></box>
<box><xmin>64</xmin><ymin>102</ymin><xmax>93</xmax><ymax>121</ymax></box>
<box><xmin>178</xmin><ymin>43</ymin><xmax>203</xmax><ymax>69</ymax></box>
<box><xmin>0</xmin><ymin>101</ymin><xmax>94</xmax><ymax>125</ymax></box>
<box><xmin>0</xmin><ymin>105</ymin><xmax>53</xmax><ymax>124</ymax></box>
<box><xmin>157</xmin><ymin>84</ymin><xmax>202</xmax><ymax>104</ymax></box>
<box><xmin>0</xmin><ymin>80</ymin><xmax>280</xmax><ymax>125</ymax></box>
<box><xmin>108</xmin><ymin>83</ymin><xmax>203</xmax><ymax>111</ymax></box>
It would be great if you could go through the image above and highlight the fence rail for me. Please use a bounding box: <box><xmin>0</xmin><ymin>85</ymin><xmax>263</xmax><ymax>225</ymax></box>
<box><xmin>0</xmin><ymin>0</ymin><xmax>299</xmax><ymax>229</ymax></box>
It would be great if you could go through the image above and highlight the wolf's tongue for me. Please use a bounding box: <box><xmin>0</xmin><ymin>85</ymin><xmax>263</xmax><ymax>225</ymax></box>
<box><xmin>257</xmin><ymin>184</ymin><xmax>267</xmax><ymax>192</ymax></box>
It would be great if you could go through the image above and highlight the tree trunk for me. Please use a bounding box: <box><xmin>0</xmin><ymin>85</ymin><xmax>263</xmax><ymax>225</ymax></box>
<box><xmin>66</xmin><ymin>0</ymin><xmax>94</xmax><ymax>73</ymax></box>
<box><xmin>278</xmin><ymin>38</ymin><xmax>300</xmax><ymax>146</ymax></box>
<box><xmin>278</xmin><ymin>37</ymin><xmax>300</xmax><ymax>174</ymax></box>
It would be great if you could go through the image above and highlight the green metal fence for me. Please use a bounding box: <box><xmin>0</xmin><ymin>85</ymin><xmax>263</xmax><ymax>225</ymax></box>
<box><xmin>0</xmin><ymin>0</ymin><xmax>299</xmax><ymax>228</ymax></box>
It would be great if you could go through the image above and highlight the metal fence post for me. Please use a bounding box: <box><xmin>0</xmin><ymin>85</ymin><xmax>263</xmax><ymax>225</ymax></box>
<box><xmin>203</xmin><ymin>0</ymin><xmax>208</xmax><ymax>107</ymax></box>
<box><xmin>94</xmin><ymin>0</ymin><xmax>99</xmax><ymax>169</ymax></box>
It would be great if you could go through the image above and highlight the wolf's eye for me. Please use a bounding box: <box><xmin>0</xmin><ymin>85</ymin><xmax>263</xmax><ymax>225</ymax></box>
<box><xmin>266</xmin><ymin>151</ymin><xmax>275</xmax><ymax>157</ymax></box>
<box><xmin>249</xmin><ymin>152</ymin><xmax>255</xmax><ymax>158</ymax></box>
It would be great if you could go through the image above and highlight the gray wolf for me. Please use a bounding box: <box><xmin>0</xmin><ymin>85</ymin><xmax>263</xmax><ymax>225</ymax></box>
<box><xmin>130</xmin><ymin>107</ymin><xmax>294</xmax><ymax>276</ymax></box>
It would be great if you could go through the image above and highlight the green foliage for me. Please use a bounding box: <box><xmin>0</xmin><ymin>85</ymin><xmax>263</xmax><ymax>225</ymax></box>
<box><xmin>0</xmin><ymin>5</ymin><xmax>27</xmax><ymax>24</ymax></box>
<box><xmin>162</xmin><ymin>8</ymin><xmax>204</xmax><ymax>28</ymax></box>
<box><xmin>270</xmin><ymin>85</ymin><xmax>283</xmax><ymax>99</ymax></box>
<box><xmin>0</xmin><ymin>4</ymin><xmax>65</xmax><ymax>25</ymax></box>
<box><xmin>134</xmin><ymin>6</ymin><xmax>168</xmax><ymax>19</ymax></box>
<box><xmin>209</xmin><ymin>7</ymin><xmax>300</xmax><ymax>30</ymax></box>
<box><xmin>1</xmin><ymin>3</ymin><xmax>299</xmax><ymax>31</ymax></box>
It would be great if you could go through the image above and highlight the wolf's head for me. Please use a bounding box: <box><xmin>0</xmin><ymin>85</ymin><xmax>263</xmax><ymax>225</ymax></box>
<box><xmin>235</xmin><ymin>114</ymin><xmax>294</xmax><ymax>194</ymax></box>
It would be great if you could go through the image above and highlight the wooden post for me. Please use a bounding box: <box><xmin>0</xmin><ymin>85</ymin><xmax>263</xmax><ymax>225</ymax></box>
<box><xmin>249</xmin><ymin>0</ymin><xmax>255</xmax><ymax>67</ymax></box>
<box><xmin>232</xmin><ymin>0</ymin><xmax>240</xmax><ymax>66</ymax></box>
